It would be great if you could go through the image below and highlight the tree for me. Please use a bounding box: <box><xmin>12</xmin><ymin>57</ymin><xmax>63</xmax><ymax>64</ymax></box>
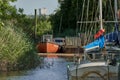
<box><xmin>50</xmin><ymin>0</ymin><xmax>120</xmax><ymax>37</ymax></box>
<box><xmin>18</xmin><ymin>8</ymin><xmax>24</xmax><ymax>14</ymax></box>
<box><xmin>36</xmin><ymin>16</ymin><xmax>52</xmax><ymax>40</ymax></box>
<box><xmin>0</xmin><ymin>0</ymin><xmax>17</xmax><ymax>20</ymax></box>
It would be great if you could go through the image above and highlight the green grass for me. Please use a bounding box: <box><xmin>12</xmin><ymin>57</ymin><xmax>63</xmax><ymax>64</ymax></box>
<box><xmin>0</xmin><ymin>26</ymin><xmax>39</xmax><ymax>70</ymax></box>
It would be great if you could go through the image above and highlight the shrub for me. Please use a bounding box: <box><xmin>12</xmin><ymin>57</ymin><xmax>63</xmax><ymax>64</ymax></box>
<box><xmin>0</xmin><ymin>26</ymin><xmax>39</xmax><ymax>71</ymax></box>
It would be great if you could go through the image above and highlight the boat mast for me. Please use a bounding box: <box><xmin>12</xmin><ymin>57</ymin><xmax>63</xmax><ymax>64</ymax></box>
<box><xmin>115</xmin><ymin>0</ymin><xmax>118</xmax><ymax>22</ymax></box>
<box><xmin>99</xmin><ymin>0</ymin><xmax>103</xmax><ymax>29</ymax></box>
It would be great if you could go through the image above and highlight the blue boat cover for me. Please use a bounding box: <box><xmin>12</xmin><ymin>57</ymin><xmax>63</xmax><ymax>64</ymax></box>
<box><xmin>105</xmin><ymin>23</ymin><xmax>120</xmax><ymax>45</ymax></box>
<box><xmin>105</xmin><ymin>32</ymin><xmax>118</xmax><ymax>42</ymax></box>
<box><xmin>84</xmin><ymin>35</ymin><xmax>105</xmax><ymax>51</ymax></box>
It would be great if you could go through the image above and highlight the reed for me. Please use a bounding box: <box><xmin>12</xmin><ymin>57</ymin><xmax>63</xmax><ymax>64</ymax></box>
<box><xmin>0</xmin><ymin>26</ymin><xmax>39</xmax><ymax>71</ymax></box>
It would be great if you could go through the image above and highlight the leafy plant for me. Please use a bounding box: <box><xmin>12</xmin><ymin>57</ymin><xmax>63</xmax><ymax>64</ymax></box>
<box><xmin>0</xmin><ymin>26</ymin><xmax>39</xmax><ymax>70</ymax></box>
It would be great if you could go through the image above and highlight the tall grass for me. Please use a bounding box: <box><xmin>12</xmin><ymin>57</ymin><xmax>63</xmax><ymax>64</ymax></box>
<box><xmin>0</xmin><ymin>26</ymin><xmax>39</xmax><ymax>70</ymax></box>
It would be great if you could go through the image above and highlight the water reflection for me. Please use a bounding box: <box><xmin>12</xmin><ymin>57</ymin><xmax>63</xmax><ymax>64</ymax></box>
<box><xmin>0</xmin><ymin>58</ymin><xmax>68</xmax><ymax>80</ymax></box>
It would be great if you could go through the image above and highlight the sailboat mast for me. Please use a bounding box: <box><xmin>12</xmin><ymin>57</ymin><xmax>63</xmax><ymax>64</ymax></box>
<box><xmin>99</xmin><ymin>0</ymin><xmax>103</xmax><ymax>29</ymax></box>
<box><xmin>115</xmin><ymin>0</ymin><xmax>118</xmax><ymax>22</ymax></box>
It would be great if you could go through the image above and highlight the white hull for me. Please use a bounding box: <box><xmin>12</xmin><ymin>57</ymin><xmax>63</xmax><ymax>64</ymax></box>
<box><xmin>69</xmin><ymin>62</ymin><xmax>118</xmax><ymax>80</ymax></box>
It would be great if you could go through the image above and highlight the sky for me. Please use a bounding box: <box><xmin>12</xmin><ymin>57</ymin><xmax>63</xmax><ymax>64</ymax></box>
<box><xmin>11</xmin><ymin>0</ymin><xmax>59</xmax><ymax>15</ymax></box>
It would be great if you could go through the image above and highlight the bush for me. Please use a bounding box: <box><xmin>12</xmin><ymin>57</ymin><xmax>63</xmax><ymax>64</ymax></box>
<box><xmin>0</xmin><ymin>26</ymin><xmax>39</xmax><ymax>71</ymax></box>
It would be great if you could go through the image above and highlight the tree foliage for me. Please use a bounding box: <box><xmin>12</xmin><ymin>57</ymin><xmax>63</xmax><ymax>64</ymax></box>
<box><xmin>50</xmin><ymin>0</ymin><xmax>120</xmax><ymax>37</ymax></box>
<box><xmin>0</xmin><ymin>0</ymin><xmax>17</xmax><ymax>20</ymax></box>
<box><xmin>0</xmin><ymin>0</ymin><xmax>40</xmax><ymax>70</ymax></box>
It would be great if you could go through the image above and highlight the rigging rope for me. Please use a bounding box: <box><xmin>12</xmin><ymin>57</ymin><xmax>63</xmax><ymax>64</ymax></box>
<box><xmin>86</xmin><ymin>0</ymin><xmax>98</xmax><ymax>44</ymax></box>
<box><xmin>79</xmin><ymin>0</ymin><xmax>86</xmax><ymax>33</ymax></box>
<box><xmin>88</xmin><ymin>0</ymin><xmax>100</xmax><ymax>42</ymax></box>
<box><xmin>85</xmin><ymin>0</ymin><xmax>90</xmax><ymax>45</ymax></box>
<box><xmin>109</xmin><ymin>0</ymin><xmax>115</xmax><ymax>20</ymax></box>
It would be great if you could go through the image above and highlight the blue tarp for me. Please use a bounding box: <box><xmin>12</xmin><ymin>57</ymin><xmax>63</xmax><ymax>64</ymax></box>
<box><xmin>105</xmin><ymin>23</ymin><xmax>118</xmax><ymax>42</ymax></box>
<box><xmin>105</xmin><ymin>32</ymin><xmax>118</xmax><ymax>42</ymax></box>
<box><xmin>84</xmin><ymin>35</ymin><xmax>105</xmax><ymax>51</ymax></box>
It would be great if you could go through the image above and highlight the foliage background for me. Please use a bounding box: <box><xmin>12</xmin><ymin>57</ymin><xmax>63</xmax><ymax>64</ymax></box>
<box><xmin>51</xmin><ymin>0</ymin><xmax>120</xmax><ymax>37</ymax></box>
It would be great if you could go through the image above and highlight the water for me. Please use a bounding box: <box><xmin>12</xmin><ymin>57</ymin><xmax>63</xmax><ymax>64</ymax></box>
<box><xmin>0</xmin><ymin>58</ymin><xmax>68</xmax><ymax>80</ymax></box>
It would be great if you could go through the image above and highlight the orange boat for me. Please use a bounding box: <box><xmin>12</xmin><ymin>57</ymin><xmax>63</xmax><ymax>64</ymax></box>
<box><xmin>37</xmin><ymin>42</ymin><xmax>59</xmax><ymax>53</ymax></box>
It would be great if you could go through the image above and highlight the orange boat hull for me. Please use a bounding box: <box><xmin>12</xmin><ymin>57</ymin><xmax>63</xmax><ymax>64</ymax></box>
<box><xmin>37</xmin><ymin>42</ymin><xmax>59</xmax><ymax>53</ymax></box>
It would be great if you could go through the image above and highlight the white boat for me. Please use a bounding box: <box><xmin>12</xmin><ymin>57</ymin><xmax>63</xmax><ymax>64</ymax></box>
<box><xmin>68</xmin><ymin>54</ymin><xmax>119</xmax><ymax>80</ymax></box>
<box><xmin>70</xmin><ymin>62</ymin><xmax>118</xmax><ymax>77</ymax></box>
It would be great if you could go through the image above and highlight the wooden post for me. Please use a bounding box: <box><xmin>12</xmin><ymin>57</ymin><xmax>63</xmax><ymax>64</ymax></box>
<box><xmin>34</xmin><ymin>9</ymin><xmax>37</xmax><ymax>42</ymax></box>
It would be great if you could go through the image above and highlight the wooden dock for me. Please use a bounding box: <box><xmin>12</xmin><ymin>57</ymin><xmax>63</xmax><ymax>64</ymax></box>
<box><xmin>38</xmin><ymin>53</ymin><xmax>83</xmax><ymax>57</ymax></box>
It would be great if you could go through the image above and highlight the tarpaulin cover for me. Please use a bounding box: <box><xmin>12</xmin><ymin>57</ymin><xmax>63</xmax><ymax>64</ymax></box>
<box><xmin>84</xmin><ymin>35</ymin><xmax>105</xmax><ymax>51</ymax></box>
